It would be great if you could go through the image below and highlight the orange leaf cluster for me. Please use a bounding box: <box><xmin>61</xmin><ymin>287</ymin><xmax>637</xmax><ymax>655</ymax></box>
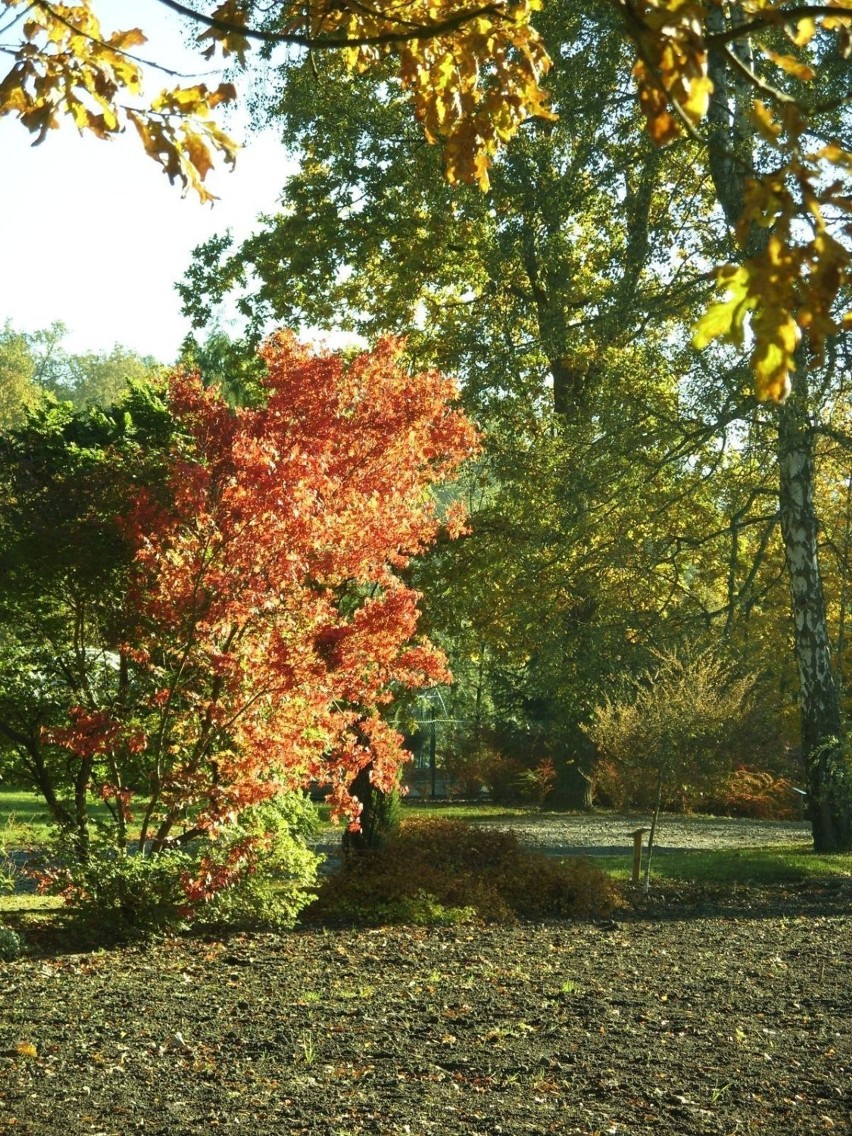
<box><xmin>626</xmin><ymin>0</ymin><xmax>713</xmax><ymax>144</ymax></box>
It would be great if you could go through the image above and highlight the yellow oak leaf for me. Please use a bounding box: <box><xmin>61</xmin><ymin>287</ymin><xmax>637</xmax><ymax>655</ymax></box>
<box><xmin>764</xmin><ymin>50</ymin><xmax>816</xmax><ymax>82</ymax></box>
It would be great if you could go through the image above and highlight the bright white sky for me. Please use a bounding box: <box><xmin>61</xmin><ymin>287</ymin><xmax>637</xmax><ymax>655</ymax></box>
<box><xmin>0</xmin><ymin>0</ymin><xmax>293</xmax><ymax>363</ymax></box>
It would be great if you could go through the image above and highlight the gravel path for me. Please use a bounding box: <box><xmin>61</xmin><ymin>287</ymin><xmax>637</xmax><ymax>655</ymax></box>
<box><xmin>307</xmin><ymin>810</ymin><xmax>814</xmax><ymax>868</ymax></box>
<box><xmin>474</xmin><ymin>811</ymin><xmax>814</xmax><ymax>858</ymax></box>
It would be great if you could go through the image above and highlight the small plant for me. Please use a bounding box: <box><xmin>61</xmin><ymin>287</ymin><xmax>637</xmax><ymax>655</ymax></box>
<box><xmin>338</xmin><ymin>985</ymin><xmax>377</xmax><ymax>1000</ymax></box>
<box><xmin>515</xmin><ymin>758</ymin><xmax>557</xmax><ymax>805</ymax></box>
<box><xmin>297</xmin><ymin>1032</ymin><xmax>316</xmax><ymax>1064</ymax></box>
<box><xmin>559</xmin><ymin>979</ymin><xmax>578</xmax><ymax>996</ymax></box>
<box><xmin>710</xmin><ymin>1082</ymin><xmax>732</xmax><ymax>1103</ymax></box>
<box><xmin>0</xmin><ymin>924</ymin><xmax>22</xmax><ymax>961</ymax></box>
<box><xmin>380</xmin><ymin>890</ymin><xmax>478</xmax><ymax>927</ymax></box>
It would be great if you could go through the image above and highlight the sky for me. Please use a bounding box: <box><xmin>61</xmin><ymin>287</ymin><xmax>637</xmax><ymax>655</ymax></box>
<box><xmin>0</xmin><ymin>0</ymin><xmax>293</xmax><ymax>363</ymax></box>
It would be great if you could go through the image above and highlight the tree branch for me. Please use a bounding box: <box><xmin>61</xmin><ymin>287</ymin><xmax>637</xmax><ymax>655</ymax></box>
<box><xmin>154</xmin><ymin>0</ymin><xmax>509</xmax><ymax>51</ymax></box>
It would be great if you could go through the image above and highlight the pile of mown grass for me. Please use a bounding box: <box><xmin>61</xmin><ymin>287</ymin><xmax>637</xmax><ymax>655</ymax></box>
<box><xmin>305</xmin><ymin>817</ymin><xmax>623</xmax><ymax>926</ymax></box>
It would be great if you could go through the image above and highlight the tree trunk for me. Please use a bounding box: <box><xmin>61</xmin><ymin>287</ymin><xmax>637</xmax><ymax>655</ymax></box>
<box><xmin>342</xmin><ymin>763</ymin><xmax>401</xmax><ymax>856</ymax></box>
<box><xmin>778</xmin><ymin>370</ymin><xmax>852</xmax><ymax>851</ymax></box>
<box><xmin>705</xmin><ymin>5</ymin><xmax>852</xmax><ymax>851</ymax></box>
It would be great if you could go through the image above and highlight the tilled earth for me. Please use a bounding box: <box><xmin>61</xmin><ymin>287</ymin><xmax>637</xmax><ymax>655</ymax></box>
<box><xmin>1</xmin><ymin>816</ymin><xmax>850</xmax><ymax>1136</ymax></box>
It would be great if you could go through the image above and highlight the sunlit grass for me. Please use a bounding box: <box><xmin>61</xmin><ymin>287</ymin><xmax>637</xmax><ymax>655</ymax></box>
<box><xmin>402</xmin><ymin>802</ymin><xmax>536</xmax><ymax>820</ymax></box>
<box><xmin>595</xmin><ymin>843</ymin><xmax>852</xmax><ymax>885</ymax></box>
<box><xmin>0</xmin><ymin>790</ymin><xmax>57</xmax><ymax>847</ymax></box>
<box><xmin>0</xmin><ymin>893</ymin><xmax>60</xmax><ymax>915</ymax></box>
<box><xmin>0</xmin><ymin>788</ymin><xmax>118</xmax><ymax>847</ymax></box>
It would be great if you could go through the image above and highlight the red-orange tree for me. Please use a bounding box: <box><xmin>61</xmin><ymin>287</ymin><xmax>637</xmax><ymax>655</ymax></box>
<box><xmin>47</xmin><ymin>332</ymin><xmax>477</xmax><ymax>909</ymax></box>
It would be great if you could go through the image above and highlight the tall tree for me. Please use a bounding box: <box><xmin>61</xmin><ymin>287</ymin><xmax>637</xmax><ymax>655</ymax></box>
<box><xmin>0</xmin><ymin>322</ymin><xmax>161</xmax><ymax>415</ymax></box>
<box><xmin>0</xmin><ymin>322</ymin><xmax>40</xmax><ymax>429</ymax></box>
<box><xmin>695</xmin><ymin>5</ymin><xmax>852</xmax><ymax>850</ymax></box>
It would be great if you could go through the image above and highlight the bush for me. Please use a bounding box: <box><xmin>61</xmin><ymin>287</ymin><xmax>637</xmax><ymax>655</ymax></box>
<box><xmin>0</xmin><ymin>924</ymin><xmax>22</xmax><ymax>961</ymax></box>
<box><xmin>585</xmin><ymin>645</ymin><xmax>758</xmax><ymax>814</ymax></box>
<box><xmin>593</xmin><ymin>759</ymin><xmax>799</xmax><ymax>820</ymax></box>
<box><xmin>40</xmin><ymin>840</ymin><xmax>195</xmax><ymax>933</ymax></box>
<box><xmin>40</xmin><ymin>793</ymin><xmax>321</xmax><ymax>935</ymax></box>
<box><xmin>194</xmin><ymin>794</ymin><xmax>321</xmax><ymax>929</ymax></box>
<box><xmin>305</xmin><ymin>818</ymin><xmax>622</xmax><ymax>926</ymax></box>
<box><xmin>701</xmin><ymin>768</ymin><xmax>798</xmax><ymax>820</ymax></box>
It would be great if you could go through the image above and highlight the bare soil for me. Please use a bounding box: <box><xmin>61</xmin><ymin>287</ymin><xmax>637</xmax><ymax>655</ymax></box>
<box><xmin>1</xmin><ymin>814</ymin><xmax>849</xmax><ymax>1136</ymax></box>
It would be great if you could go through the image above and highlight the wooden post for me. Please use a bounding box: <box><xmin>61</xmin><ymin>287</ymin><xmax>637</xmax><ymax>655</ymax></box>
<box><xmin>631</xmin><ymin>827</ymin><xmax>651</xmax><ymax>885</ymax></box>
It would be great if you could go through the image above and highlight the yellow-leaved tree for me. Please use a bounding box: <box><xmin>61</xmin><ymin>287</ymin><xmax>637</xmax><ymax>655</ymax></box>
<box><xmin>2</xmin><ymin>2</ymin><xmax>851</xmax><ymax>402</ymax></box>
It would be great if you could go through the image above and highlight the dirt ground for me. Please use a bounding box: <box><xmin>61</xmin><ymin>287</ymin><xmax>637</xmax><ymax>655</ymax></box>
<box><xmin>1</xmin><ymin>816</ymin><xmax>849</xmax><ymax>1136</ymax></box>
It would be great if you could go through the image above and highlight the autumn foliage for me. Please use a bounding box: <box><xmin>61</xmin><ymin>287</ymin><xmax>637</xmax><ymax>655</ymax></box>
<box><xmin>307</xmin><ymin>818</ymin><xmax>623</xmax><ymax>925</ymax></box>
<box><xmin>46</xmin><ymin>333</ymin><xmax>478</xmax><ymax>914</ymax></box>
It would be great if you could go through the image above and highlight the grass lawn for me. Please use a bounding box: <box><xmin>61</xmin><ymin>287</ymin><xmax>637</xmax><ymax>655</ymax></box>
<box><xmin>314</xmin><ymin>799</ymin><xmax>536</xmax><ymax>826</ymax></box>
<box><xmin>598</xmin><ymin>842</ymin><xmax>852</xmax><ymax>885</ymax></box>
<box><xmin>0</xmin><ymin>788</ymin><xmax>59</xmax><ymax>847</ymax></box>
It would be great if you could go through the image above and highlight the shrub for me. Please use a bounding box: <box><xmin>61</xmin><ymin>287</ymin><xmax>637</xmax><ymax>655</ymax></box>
<box><xmin>702</xmin><ymin>768</ymin><xmax>798</xmax><ymax>821</ymax></box>
<box><xmin>441</xmin><ymin>740</ymin><xmax>504</xmax><ymax>799</ymax></box>
<box><xmin>305</xmin><ymin>818</ymin><xmax>622</xmax><ymax>926</ymax></box>
<box><xmin>40</xmin><ymin>793</ymin><xmax>321</xmax><ymax>935</ymax></box>
<box><xmin>0</xmin><ymin>924</ymin><xmax>22</xmax><ymax>961</ymax></box>
<box><xmin>192</xmin><ymin>794</ymin><xmax>321</xmax><ymax>929</ymax></box>
<box><xmin>593</xmin><ymin>758</ymin><xmax>799</xmax><ymax>820</ymax></box>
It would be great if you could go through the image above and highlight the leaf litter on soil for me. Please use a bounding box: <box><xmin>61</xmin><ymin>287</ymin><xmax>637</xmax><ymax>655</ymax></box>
<box><xmin>0</xmin><ymin>878</ymin><xmax>850</xmax><ymax>1136</ymax></box>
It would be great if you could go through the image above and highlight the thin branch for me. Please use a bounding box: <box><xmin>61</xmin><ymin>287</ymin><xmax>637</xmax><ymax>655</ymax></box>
<box><xmin>155</xmin><ymin>0</ymin><xmax>508</xmax><ymax>50</ymax></box>
<box><xmin>704</xmin><ymin>5</ymin><xmax>852</xmax><ymax>49</ymax></box>
<box><xmin>32</xmin><ymin>0</ymin><xmax>223</xmax><ymax>79</ymax></box>
<box><xmin>723</xmin><ymin>42</ymin><xmax>796</xmax><ymax>107</ymax></box>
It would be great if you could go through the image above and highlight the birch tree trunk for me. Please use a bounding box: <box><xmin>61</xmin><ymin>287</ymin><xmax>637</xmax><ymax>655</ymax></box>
<box><xmin>706</xmin><ymin>4</ymin><xmax>852</xmax><ymax>851</ymax></box>
<box><xmin>778</xmin><ymin>369</ymin><xmax>851</xmax><ymax>851</ymax></box>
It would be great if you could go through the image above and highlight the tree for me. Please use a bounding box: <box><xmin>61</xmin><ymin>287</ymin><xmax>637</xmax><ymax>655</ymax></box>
<box><xmin>0</xmin><ymin>321</ymin><xmax>161</xmax><ymax>417</ymax></box>
<box><xmin>57</xmin><ymin>345</ymin><xmax>163</xmax><ymax>408</ymax></box>
<box><xmin>178</xmin><ymin>0</ymin><xmax>783</xmax><ymax>809</ymax></box>
<box><xmin>584</xmin><ymin>645</ymin><xmax>758</xmax><ymax>889</ymax></box>
<box><xmin>200</xmin><ymin>0</ymin><xmax>852</xmax><ymax>850</ymax></box>
<box><xmin>0</xmin><ymin>322</ymin><xmax>40</xmax><ymax>428</ymax></box>
<box><xmin>0</xmin><ymin>333</ymin><xmax>477</xmax><ymax>918</ymax></box>
<box><xmin>689</xmin><ymin>4</ymin><xmax>852</xmax><ymax>851</ymax></box>
<box><xmin>3</xmin><ymin>2</ymin><xmax>851</xmax><ymax>402</ymax></box>
<box><xmin>0</xmin><ymin>384</ymin><xmax>179</xmax><ymax>835</ymax></box>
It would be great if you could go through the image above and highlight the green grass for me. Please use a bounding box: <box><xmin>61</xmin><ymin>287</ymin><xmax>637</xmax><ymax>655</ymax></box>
<box><xmin>401</xmin><ymin>801</ymin><xmax>536</xmax><ymax>821</ymax></box>
<box><xmin>0</xmin><ymin>790</ymin><xmax>58</xmax><ymax>848</ymax></box>
<box><xmin>0</xmin><ymin>788</ymin><xmax>115</xmax><ymax>848</ymax></box>
<box><xmin>596</xmin><ymin>843</ymin><xmax>852</xmax><ymax>885</ymax></box>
